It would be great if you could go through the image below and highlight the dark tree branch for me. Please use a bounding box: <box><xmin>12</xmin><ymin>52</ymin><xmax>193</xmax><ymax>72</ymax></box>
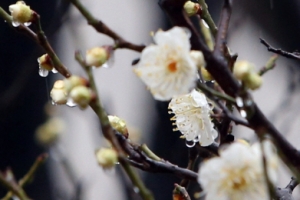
<box><xmin>213</xmin><ymin>0</ymin><xmax>232</xmax><ymax>57</ymax></box>
<box><xmin>115</xmin><ymin>132</ymin><xmax>199</xmax><ymax>181</ymax></box>
<box><xmin>260</xmin><ymin>38</ymin><xmax>300</xmax><ymax>61</ymax></box>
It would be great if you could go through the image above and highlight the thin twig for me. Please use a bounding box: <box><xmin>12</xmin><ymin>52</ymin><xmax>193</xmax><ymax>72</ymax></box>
<box><xmin>180</xmin><ymin>147</ymin><xmax>198</xmax><ymax>187</ymax></box>
<box><xmin>68</xmin><ymin>0</ymin><xmax>145</xmax><ymax>52</ymax></box>
<box><xmin>0</xmin><ymin>8</ymin><xmax>71</xmax><ymax>78</ymax></box>
<box><xmin>2</xmin><ymin>154</ymin><xmax>48</xmax><ymax>200</ymax></box>
<box><xmin>197</xmin><ymin>0</ymin><xmax>217</xmax><ymax>36</ymax></box>
<box><xmin>260</xmin><ymin>38</ymin><xmax>300</xmax><ymax>61</ymax></box>
<box><xmin>213</xmin><ymin>0</ymin><xmax>232</xmax><ymax>57</ymax></box>
<box><xmin>258</xmin><ymin>54</ymin><xmax>279</xmax><ymax>76</ymax></box>
<box><xmin>74</xmin><ymin>52</ymin><xmax>153</xmax><ymax>200</ymax></box>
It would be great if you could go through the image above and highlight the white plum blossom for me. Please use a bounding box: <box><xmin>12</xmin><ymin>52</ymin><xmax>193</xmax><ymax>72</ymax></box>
<box><xmin>134</xmin><ymin>27</ymin><xmax>198</xmax><ymax>101</ymax></box>
<box><xmin>198</xmin><ymin>141</ymin><xmax>279</xmax><ymax>200</ymax></box>
<box><xmin>168</xmin><ymin>89</ymin><xmax>217</xmax><ymax>146</ymax></box>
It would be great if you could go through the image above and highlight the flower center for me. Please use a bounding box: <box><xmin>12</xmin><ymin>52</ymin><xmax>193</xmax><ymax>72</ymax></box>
<box><xmin>167</xmin><ymin>61</ymin><xmax>177</xmax><ymax>72</ymax></box>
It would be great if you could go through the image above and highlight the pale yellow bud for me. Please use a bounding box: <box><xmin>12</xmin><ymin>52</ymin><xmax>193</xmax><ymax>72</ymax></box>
<box><xmin>38</xmin><ymin>54</ymin><xmax>53</xmax><ymax>71</ymax></box>
<box><xmin>85</xmin><ymin>47</ymin><xmax>109</xmax><ymax>67</ymax></box>
<box><xmin>95</xmin><ymin>148</ymin><xmax>118</xmax><ymax>169</ymax></box>
<box><xmin>9</xmin><ymin>1</ymin><xmax>33</xmax><ymax>24</ymax></box>
<box><xmin>63</xmin><ymin>75</ymin><xmax>87</xmax><ymax>93</ymax></box>
<box><xmin>190</xmin><ymin>50</ymin><xmax>206</xmax><ymax>69</ymax></box>
<box><xmin>233</xmin><ymin>60</ymin><xmax>255</xmax><ymax>80</ymax></box>
<box><xmin>50</xmin><ymin>80</ymin><xmax>68</xmax><ymax>105</ymax></box>
<box><xmin>184</xmin><ymin>1</ymin><xmax>200</xmax><ymax>17</ymax></box>
<box><xmin>69</xmin><ymin>86</ymin><xmax>92</xmax><ymax>109</ymax></box>
<box><xmin>200</xmin><ymin>67</ymin><xmax>213</xmax><ymax>81</ymax></box>
<box><xmin>244</xmin><ymin>72</ymin><xmax>263</xmax><ymax>90</ymax></box>
<box><xmin>108</xmin><ymin>115</ymin><xmax>128</xmax><ymax>137</ymax></box>
<box><xmin>35</xmin><ymin>118</ymin><xmax>65</xmax><ymax>147</ymax></box>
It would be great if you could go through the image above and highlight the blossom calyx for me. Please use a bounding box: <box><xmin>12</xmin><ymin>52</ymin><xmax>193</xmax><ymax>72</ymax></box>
<box><xmin>184</xmin><ymin>1</ymin><xmax>200</xmax><ymax>17</ymax></box>
<box><xmin>95</xmin><ymin>148</ymin><xmax>118</xmax><ymax>169</ymax></box>
<box><xmin>85</xmin><ymin>46</ymin><xmax>112</xmax><ymax>67</ymax></box>
<box><xmin>38</xmin><ymin>54</ymin><xmax>54</xmax><ymax>71</ymax></box>
<box><xmin>69</xmin><ymin>86</ymin><xmax>92</xmax><ymax>109</ymax></box>
<box><xmin>50</xmin><ymin>80</ymin><xmax>68</xmax><ymax>105</ymax></box>
<box><xmin>108</xmin><ymin>115</ymin><xmax>128</xmax><ymax>138</ymax></box>
<box><xmin>9</xmin><ymin>1</ymin><xmax>33</xmax><ymax>26</ymax></box>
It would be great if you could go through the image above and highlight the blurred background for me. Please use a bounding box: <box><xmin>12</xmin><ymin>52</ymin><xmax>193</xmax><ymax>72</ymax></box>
<box><xmin>0</xmin><ymin>0</ymin><xmax>300</xmax><ymax>199</ymax></box>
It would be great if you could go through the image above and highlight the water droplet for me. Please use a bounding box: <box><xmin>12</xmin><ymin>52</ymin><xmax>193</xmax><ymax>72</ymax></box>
<box><xmin>236</xmin><ymin>97</ymin><xmax>243</xmax><ymax>107</ymax></box>
<box><xmin>12</xmin><ymin>21</ymin><xmax>20</xmax><ymax>27</ymax></box>
<box><xmin>51</xmin><ymin>100</ymin><xmax>57</xmax><ymax>106</ymax></box>
<box><xmin>24</xmin><ymin>22</ymin><xmax>31</xmax><ymax>26</ymax></box>
<box><xmin>39</xmin><ymin>68</ymin><xmax>49</xmax><ymax>77</ymax></box>
<box><xmin>133</xmin><ymin>187</ymin><xmax>140</xmax><ymax>193</ymax></box>
<box><xmin>66</xmin><ymin>98</ymin><xmax>77</xmax><ymax>107</ymax></box>
<box><xmin>115</xmin><ymin>162</ymin><xmax>120</xmax><ymax>165</ymax></box>
<box><xmin>186</xmin><ymin>140</ymin><xmax>195</xmax><ymax>148</ymax></box>
<box><xmin>52</xmin><ymin>68</ymin><xmax>58</xmax><ymax>73</ymax></box>
<box><xmin>202</xmin><ymin>19</ymin><xmax>209</xmax><ymax>28</ymax></box>
<box><xmin>102</xmin><ymin>63</ymin><xmax>110</xmax><ymax>68</ymax></box>
<box><xmin>245</xmin><ymin>99</ymin><xmax>252</xmax><ymax>107</ymax></box>
<box><xmin>240</xmin><ymin>110</ymin><xmax>247</xmax><ymax>118</ymax></box>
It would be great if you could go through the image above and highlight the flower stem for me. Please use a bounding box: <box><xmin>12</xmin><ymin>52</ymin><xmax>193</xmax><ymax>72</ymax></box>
<box><xmin>198</xmin><ymin>0</ymin><xmax>218</xmax><ymax>36</ymax></box>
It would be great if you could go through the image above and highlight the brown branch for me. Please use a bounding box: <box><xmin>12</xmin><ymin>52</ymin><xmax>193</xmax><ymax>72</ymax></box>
<box><xmin>260</xmin><ymin>38</ymin><xmax>300</xmax><ymax>61</ymax></box>
<box><xmin>69</xmin><ymin>0</ymin><xmax>145</xmax><ymax>52</ymax></box>
<box><xmin>180</xmin><ymin>147</ymin><xmax>198</xmax><ymax>187</ymax></box>
<box><xmin>158</xmin><ymin>0</ymin><xmax>300</xmax><ymax>176</ymax></box>
<box><xmin>2</xmin><ymin>154</ymin><xmax>48</xmax><ymax>200</ymax></box>
<box><xmin>115</xmin><ymin>132</ymin><xmax>198</xmax><ymax>181</ymax></box>
<box><xmin>213</xmin><ymin>0</ymin><xmax>232</xmax><ymax>57</ymax></box>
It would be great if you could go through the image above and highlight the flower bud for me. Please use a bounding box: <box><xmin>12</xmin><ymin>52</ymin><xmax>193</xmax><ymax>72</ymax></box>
<box><xmin>95</xmin><ymin>148</ymin><xmax>118</xmax><ymax>169</ymax></box>
<box><xmin>64</xmin><ymin>75</ymin><xmax>88</xmax><ymax>93</ymax></box>
<box><xmin>200</xmin><ymin>67</ymin><xmax>213</xmax><ymax>81</ymax></box>
<box><xmin>50</xmin><ymin>80</ymin><xmax>68</xmax><ymax>105</ymax></box>
<box><xmin>38</xmin><ymin>54</ymin><xmax>53</xmax><ymax>71</ymax></box>
<box><xmin>85</xmin><ymin>47</ymin><xmax>109</xmax><ymax>67</ymax></box>
<box><xmin>233</xmin><ymin>60</ymin><xmax>255</xmax><ymax>80</ymax></box>
<box><xmin>69</xmin><ymin>86</ymin><xmax>92</xmax><ymax>109</ymax></box>
<box><xmin>9</xmin><ymin>1</ymin><xmax>33</xmax><ymax>26</ymax></box>
<box><xmin>190</xmin><ymin>50</ymin><xmax>206</xmax><ymax>69</ymax></box>
<box><xmin>244</xmin><ymin>72</ymin><xmax>263</xmax><ymax>90</ymax></box>
<box><xmin>108</xmin><ymin>115</ymin><xmax>128</xmax><ymax>138</ymax></box>
<box><xmin>184</xmin><ymin>1</ymin><xmax>200</xmax><ymax>17</ymax></box>
<box><xmin>35</xmin><ymin>117</ymin><xmax>65</xmax><ymax>147</ymax></box>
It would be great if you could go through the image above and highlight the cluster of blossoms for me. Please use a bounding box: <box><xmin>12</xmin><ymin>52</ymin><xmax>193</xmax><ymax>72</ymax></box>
<box><xmin>168</xmin><ymin>89</ymin><xmax>217</xmax><ymax>146</ymax></box>
<box><xmin>198</xmin><ymin>140</ymin><xmax>279</xmax><ymax>200</ymax></box>
<box><xmin>50</xmin><ymin>75</ymin><xmax>92</xmax><ymax>109</ymax></box>
<box><xmin>135</xmin><ymin>27</ymin><xmax>216</xmax><ymax>146</ymax></box>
